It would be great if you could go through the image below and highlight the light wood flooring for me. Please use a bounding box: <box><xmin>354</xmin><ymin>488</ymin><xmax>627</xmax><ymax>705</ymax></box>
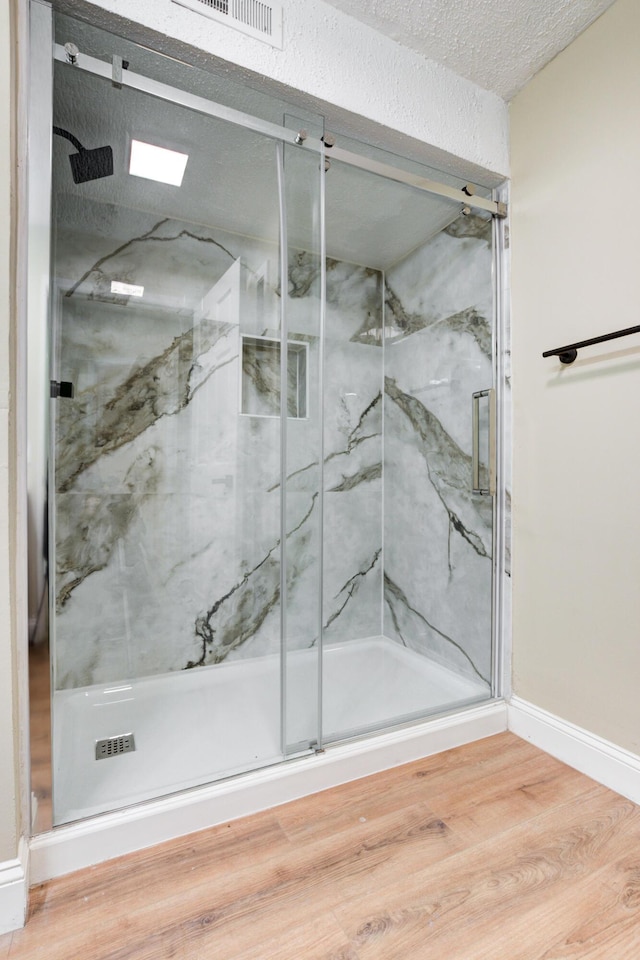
<box><xmin>4</xmin><ymin>731</ymin><xmax>640</xmax><ymax>958</ymax></box>
<box><xmin>28</xmin><ymin>641</ymin><xmax>52</xmax><ymax>834</ymax></box>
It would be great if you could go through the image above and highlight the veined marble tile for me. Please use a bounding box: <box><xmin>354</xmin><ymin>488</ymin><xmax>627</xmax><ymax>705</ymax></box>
<box><xmin>53</xmin><ymin>204</ymin><xmax>385</xmax><ymax>687</ymax></box>
<box><xmin>52</xmin><ymin>196</ymin><xmax>498</xmax><ymax>696</ymax></box>
<box><xmin>321</xmin><ymin>261</ymin><xmax>383</xmax><ymax>643</ymax></box>
<box><xmin>384</xmin><ymin>215</ymin><xmax>493</xmax><ymax>346</ymax></box>
<box><xmin>382</xmin><ymin>214</ymin><xmax>494</xmax><ymax>687</ymax></box>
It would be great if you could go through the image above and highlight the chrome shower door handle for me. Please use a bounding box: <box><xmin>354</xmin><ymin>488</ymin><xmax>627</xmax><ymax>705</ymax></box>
<box><xmin>472</xmin><ymin>388</ymin><xmax>496</xmax><ymax>496</ymax></box>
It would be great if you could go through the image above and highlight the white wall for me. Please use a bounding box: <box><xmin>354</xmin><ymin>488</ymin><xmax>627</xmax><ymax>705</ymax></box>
<box><xmin>510</xmin><ymin>0</ymin><xmax>640</xmax><ymax>753</ymax></box>
<box><xmin>56</xmin><ymin>0</ymin><xmax>509</xmax><ymax>181</ymax></box>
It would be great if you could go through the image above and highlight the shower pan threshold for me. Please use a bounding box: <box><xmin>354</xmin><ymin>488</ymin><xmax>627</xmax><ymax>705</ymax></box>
<box><xmin>52</xmin><ymin>637</ymin><xmax>489</xmax><ymax>826</ymax></box>
<box><xmin>36</xmin><ymin>690</ymin><xmax>506</xmax><ymax>882</ymax></box>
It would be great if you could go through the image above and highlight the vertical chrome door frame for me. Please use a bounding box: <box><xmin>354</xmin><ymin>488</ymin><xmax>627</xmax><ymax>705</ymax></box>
<box><xmin>277</xmin><ymin>134</ymin><xmax>327</xmax><ymax>758</ymax></box>
<box><xmin>316</xmin><ymin>142</ymin><xmax>327</xmax><ymax>753</ymax></box>
<box><xmin>491</xmin><ymin>182</ymin><xmax>511</xmax><ymax>701</ymax></box>
<box><xmin>276</xmin><ymin>142</ymin><xmax>289</xmax><ymax>758</ymax></box>
<box><xmin>27</xmin><ymin>0</ymin><xmax>54</xmax><ymax>833</ymax></box>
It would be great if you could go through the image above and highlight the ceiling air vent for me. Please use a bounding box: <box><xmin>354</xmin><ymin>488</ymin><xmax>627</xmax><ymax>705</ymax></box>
<box><xmin>172</xmin><ymin>0</ymin><xmax>283</xmax><ymax>48</ymax></box>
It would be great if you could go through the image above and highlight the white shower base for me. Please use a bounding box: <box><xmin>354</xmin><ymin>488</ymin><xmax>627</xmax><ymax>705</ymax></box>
<box><xmin>52</xmin><ymin>636</ymin><xmax>488</xmax><ymax>825</ymax></box>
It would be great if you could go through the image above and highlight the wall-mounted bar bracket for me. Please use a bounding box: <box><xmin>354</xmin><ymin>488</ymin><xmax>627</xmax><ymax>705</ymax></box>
<box><xmin>112</xmin><ymin>54</ymin><xmax>123</xmax><ymax>88</ymax></box>
<box><xmin>558</xmin><ymin>349</ymin><xmax>578</xmax><ymax>364</ymax></box>
<box><xmin>63</xmin><ymin>41</ymin><xmax>79</xmax><ymax>65</ymax></box>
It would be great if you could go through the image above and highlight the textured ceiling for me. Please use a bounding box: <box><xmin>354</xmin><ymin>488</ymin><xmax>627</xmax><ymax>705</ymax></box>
<box><xmin>322</xmin><ymin>0</ymin><xmax>618</xmax><ymax>100</ymax></box>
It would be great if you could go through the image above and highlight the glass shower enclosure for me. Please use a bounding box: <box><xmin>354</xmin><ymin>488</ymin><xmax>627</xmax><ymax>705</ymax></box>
<box><xmin>46</xmin><ymin>13</ymin><xmax>501</xmax><ymax>826</ymax></box>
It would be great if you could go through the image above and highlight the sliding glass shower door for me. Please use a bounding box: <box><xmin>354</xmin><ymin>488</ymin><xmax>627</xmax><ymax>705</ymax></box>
<box><xmin>320</xmin><ymin>154</ymin><xmax>496</xmax><ymax>741</ymax></box>
<box><xmin>279</xmin><ymin>138</ymin><xmax>325</xmax><ymax>757</ymax></box>
<box><xmin>49</xmin><ymin>46</ymin><xmax>322</xmax><ymax>824</ymax></box>
<box><xmin>44</xmin><ymin>11</ymin><xmax>501</xmax><ymax>831</ymax></box>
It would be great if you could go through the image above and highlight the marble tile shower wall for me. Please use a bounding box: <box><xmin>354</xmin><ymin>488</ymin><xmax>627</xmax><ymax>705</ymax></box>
<box><xmin>53</xmin><ymin>206</ymin><xmax>497</xmax><ymax>692</ymax></box>
<box><xmin>383</xmin><ymin>216</ymin><xmax>495</xmax><ymax>687</ymax></box>
<box><xmin>53</xmin><ymin>210</ymin><xmax>383</xmax><ymax>688</ymax></box>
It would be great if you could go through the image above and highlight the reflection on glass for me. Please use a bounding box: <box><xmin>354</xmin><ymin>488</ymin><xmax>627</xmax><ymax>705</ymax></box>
<box><xmin>50</xmin><ymin>54</ymin><xmax>289</xmax><ymax>824</ymax></box>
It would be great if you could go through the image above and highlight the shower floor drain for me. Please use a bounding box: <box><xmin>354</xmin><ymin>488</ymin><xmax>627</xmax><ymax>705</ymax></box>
<box><xmin>95</xmin><ymin>733</ymin><xmax>136</xmax><ymax>760</ymax></box>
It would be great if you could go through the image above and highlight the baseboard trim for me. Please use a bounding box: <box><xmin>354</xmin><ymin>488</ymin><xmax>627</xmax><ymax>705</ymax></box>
<box><xmin>30</xmin><ymin>699</ymin><xmax>507</xmax><ymax>884</ymax></box>
<box><xmin>0</xmin><ymin>837</ymin><xmax>29</xmax><ymax>934</ymax></box>
<box><xmin>508</xmin><ymin>696</ymin><xmax>640</xmax><ymax>804</ymax></box>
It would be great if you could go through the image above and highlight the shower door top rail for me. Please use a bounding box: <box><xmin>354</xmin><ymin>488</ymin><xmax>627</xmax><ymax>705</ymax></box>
<box><xmin>53</xmin><ymin>44</ymin><xmax>507</xmax><ymax>220</ymax></box>
<box><xmin>330</xmin><ymin>145</ymin><xmax>505</xmax><ymax>218</ymax></box>
<box><xmin>53</xmin><ymin>44</ymin><xmax>325</xmax><ymax>153</ymax></box>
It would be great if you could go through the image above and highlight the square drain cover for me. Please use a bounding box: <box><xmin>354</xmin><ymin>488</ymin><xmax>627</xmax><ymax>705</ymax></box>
<box><xmin>95</xmin><ymin>733</ymin><xmax>136</xmax><ymax>760</ymax></box>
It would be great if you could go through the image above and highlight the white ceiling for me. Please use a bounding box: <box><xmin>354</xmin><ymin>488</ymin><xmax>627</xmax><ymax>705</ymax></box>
<box><xmin>322</xmin><ymin>0</ymin><xmax>618</xmax><ymax>101</ymax></box>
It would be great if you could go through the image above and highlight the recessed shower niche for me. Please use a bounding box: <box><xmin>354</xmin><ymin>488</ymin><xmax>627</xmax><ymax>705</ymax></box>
<box><xmin>241</xmin><ymin>336</ymin><xmax>308</xmax><ymax>418</ymax></box>
<box><xmin>36</xmin><ymin>8</ymin><xmax>507</xmax><ymax>828</ymax></box>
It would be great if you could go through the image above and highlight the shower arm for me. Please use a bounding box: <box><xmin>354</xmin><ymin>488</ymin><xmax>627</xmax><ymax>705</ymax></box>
<box><xmin>52</xmin><ymin>125</ymin><xmax>114</xmax><ymax>183</ymax></box>
<box><xmin>53</xmin><ymin>126</ymin><xmax>86</xmax><ymax>153</ymax></box>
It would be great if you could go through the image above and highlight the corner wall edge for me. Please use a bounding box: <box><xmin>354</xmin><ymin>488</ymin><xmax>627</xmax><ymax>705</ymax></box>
<box><xmin>508</xmin><ymin>695</ymin><xmax>640</xmax><ymax>804</ymax></box>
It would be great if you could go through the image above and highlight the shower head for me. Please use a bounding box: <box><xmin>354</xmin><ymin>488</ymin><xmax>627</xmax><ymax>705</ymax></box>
<box><xmin>53</xmin><ymin>126</ymin><xmax>114</xmax><ymax>183</ymax></box>
<box><xmin>68</xmin><ymin>144</ymin><xmax>113</xmax><ymax>184</ymax></box>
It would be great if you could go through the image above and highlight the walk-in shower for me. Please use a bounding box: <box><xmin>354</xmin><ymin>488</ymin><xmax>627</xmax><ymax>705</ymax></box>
<box><xmin>34</xmin><ymin>10</ymin><xmax>507</xmax><ymax>828</ymax></box>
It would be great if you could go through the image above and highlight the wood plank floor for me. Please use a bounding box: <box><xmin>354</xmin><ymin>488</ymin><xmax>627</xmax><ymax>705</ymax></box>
<box><xmin>29</xmin><ymin>641</ymin><xmax>52</xmax><ymax>835</ymax></box>
<box><xmin>3</xmin><ymin>732</ymin><xmax>640</xmax><ymax>958</ymax></box>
